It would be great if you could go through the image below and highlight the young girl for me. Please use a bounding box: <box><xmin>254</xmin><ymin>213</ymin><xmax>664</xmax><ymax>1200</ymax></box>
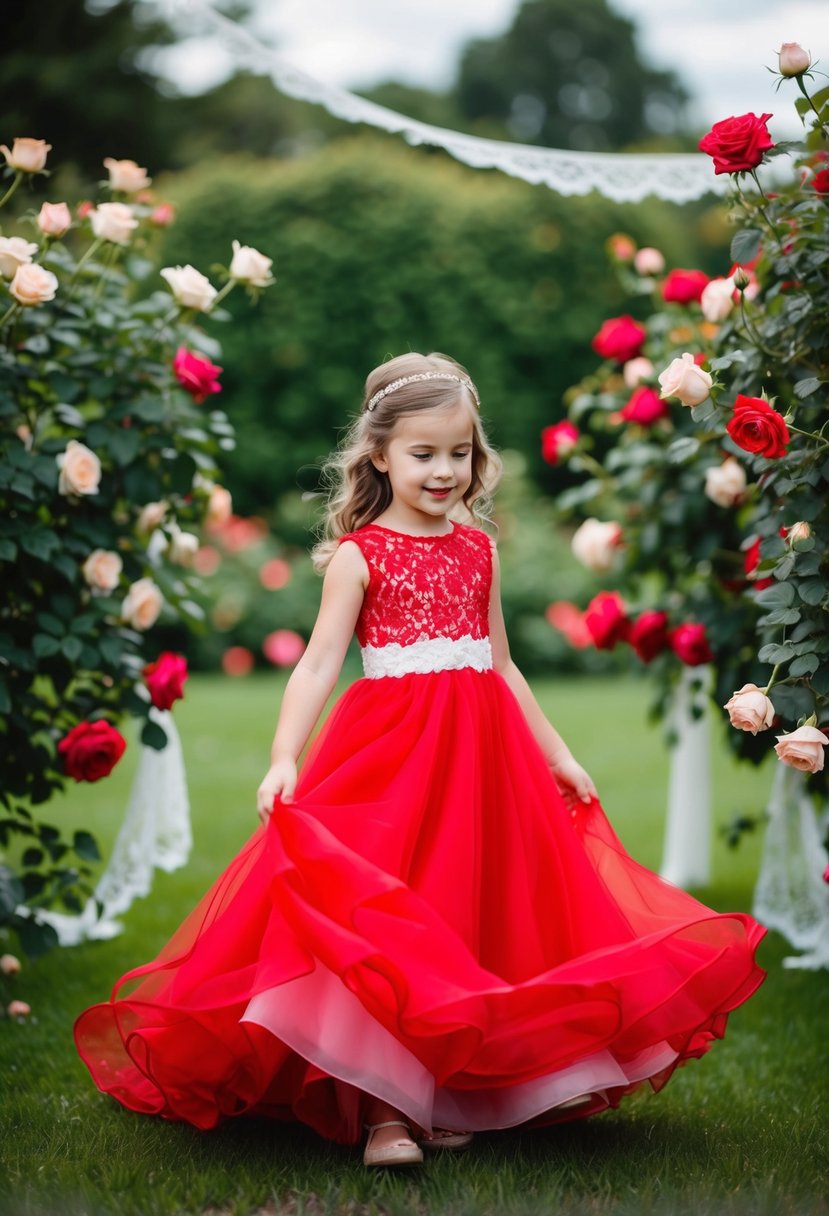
<box><xmin>76</xmin><ymin>352</ymin><xmax>766</xmax><ymax>1169</ymax></box>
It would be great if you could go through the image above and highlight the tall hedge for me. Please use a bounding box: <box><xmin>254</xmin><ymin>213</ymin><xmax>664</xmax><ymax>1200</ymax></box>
<box><xmin>157</xmin><ymin>136</ymin><xmax>716</xmax><ymax>520</ymax></box>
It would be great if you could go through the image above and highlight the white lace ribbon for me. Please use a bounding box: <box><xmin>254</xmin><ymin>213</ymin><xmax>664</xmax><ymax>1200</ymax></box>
<box><xmin>753</xmin><ymin>763</ymin><xmax>829</xmax><ymax>971</ymax></box>
<box><xmin>170</xmin><ymin>0</ymin><xmax>728</xmax><ymax>205</ymax></box>
<box><xmin>361</xmin><ymin>634</ymin><xmax>492</xmax><ymax>678</ymax></box>
<box><xmin>32</xmin><ymin>708</ymin><xmax>192</xmax><ymax>946</ymax></box>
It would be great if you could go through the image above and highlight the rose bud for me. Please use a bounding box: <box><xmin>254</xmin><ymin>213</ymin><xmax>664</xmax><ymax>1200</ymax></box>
<box><xmin>629</xmin><ymin>610</ymin><xmax>669</xmax><ymax>663</ymax></box>
<box><xmin>150</xmin><ymin>202</ymin><xmax>175</xmax><ymax>226</ymax></box>
<box><xmin>787</xmin><ymin>520</ymin><xmax>812</xmax><ymax>546</ymax></box>
<box><xmin>103</xmin><ymin>157</ymin><xmax>152</xmax><ymax>193</ymax></box>
<box><xmin>633</xmin><ymin>247</ymin><xmax>664</xmax><ymax>276</ymax></box>
<box><xmin>0</xmin><ymin>954</ymin><xmax>21</xmax><ymax>976</ymax></box>
<box><xmin>541</xmin><ymin>420</ymin><xmax>579</xmax><ymax>465</ymax></box>
<box><xmin>704</xmin><ymin>457</ymin><xmax>747</xmax><ymax>508</ymax></box>
<box><xmin>584</xmin><ymin>591</ymin><xmax>631</xmax><ymax>650</ymax></box>
<box><xmin>774</xmin><ymin>725</ymin><xmax>828</xmax><ymax>773</ymax></box>
<box><xmin>669</xmin><ymin>622</ymin><xmax>713</xmax><ymax>666</ymax></box>
<box><xmin>0</xmin><ymin>138</ymin><xmax>51</xmax><ymax>173</ymax></box>
<box><xmin>724</xmin><ymin>683</ymin><xmax>775</xmax><ymax>734</ymax></box>
<box><xmin>142</xmin><ymin>652</ymin><xmax>188</xmax><ymax>711</ymax></box>
<box><xmin>37</xmin><ymin>201</ymin><xmax>72</xmax><ymax>238</ymax></box>
<box><xmin>7</xmin><ymin>1000</ymin><xmax>31</xmax><ymax>1018</ymax></box>
<box><xmin>591</xmin><ymin>315</ymin><xmax>647</xmax><ymax>364</ymax></box>
<box><xmin>778</xmin><ymin>43</ymin><xmax>811</xmax><ymax>77</ymax></box>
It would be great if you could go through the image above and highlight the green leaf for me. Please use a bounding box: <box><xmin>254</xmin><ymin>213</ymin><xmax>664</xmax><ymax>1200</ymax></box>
<box><xmin>690</xmin><ymin>399</ymin><xmax>716</xmax><ymax>423</ymax></box>
<box><xmin>107</xmin><ymin>427</ymin><xmax>142</xmax><ymax>466</ymax></box>
<box><xmin>15</xmin><ymin>917</ymin><xmax>59</xmax><ymax>960</ymax></box>
<box><xmin>666</xmin><ymin>437</ymin><xmax>700</xmax><ymax>464</ymax></box>
<box><xmin>21</xmin><ymin>531</ymin><xmax>60</xmax><ymax>562</ymax></box>
<box><xmin>755</xmin><ymin>581</ymin><xmax>796</xmax><ymax>609</ymax></box>
<box><xmin>98</xmin><ymin>636</ymin><xmax>124</xmax><ymax>666</ymax></box>
<box><xmin>35</xmin><ymin>612</ymin><xmax>64</xmax><ymax>637</ymax></box>
<box><xmin>72</xmin><ymin>830</ymin><xmax>101</xmax><ymax>862</ymax></box>
<box><xmin>811</xmin><ymin>667</ymin><xmax>829</xmax><ymax>696</ymax></box>
<box><xmin>0</xmin><ymin>539</ymin><xmax>17</xmax><ymax>561</ymax></box>
<box><xmin>54</xmin><ymin>402</ymin><xmax>86</xmax><ymax>428</ymax></box>
<box><xmin>141</xmin><ymin>719</ymin><xmax>170</xmax><ymax>751</ymax></box>
<box><xmin>789</xmin><ymin>654</ymin><xmax>820</xmax><ymax>678</ymax></box>
<box><xmin>61</xmin><ymin>635</ymin><xmax>83</xmax><ymax>662</ymax></box>
<box><xmin>32</xmin><ymin>633</ymin><xmax>61</xmax><ymax>659</ymax></box>
<box><xmin>758</xmin><ymin>643</ymin><xmax>795</xmax><ymax>664</ymax></box>
<box><xmin>797</xmin><ymin>579</ymin><xmax>826</xmax><ymax>606</ymax></box>
<box><xmin>730</xmin><ymin>228</ymin><xmax>762</xmax><ymax>266</ymax></box>
<box><xmin>794</xmin><ymin>377</ymin><xmax>822</xmax><ymax>400</ymax></box>
<box><xmin>0</xmin><ymin>677</ymin><xmax>9</xmax><ymax>715</ymax></box>
<box><xmin>761</xmin><ymin>607</ymin><xmax>801</xmax><ymax>627</ymax></box>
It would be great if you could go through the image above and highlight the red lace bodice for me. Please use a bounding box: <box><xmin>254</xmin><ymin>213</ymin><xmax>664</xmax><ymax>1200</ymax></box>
<box><xmin>339</xmin><ymin>522</ymin><xmax>492</xmax><ymax>649</ymax></box>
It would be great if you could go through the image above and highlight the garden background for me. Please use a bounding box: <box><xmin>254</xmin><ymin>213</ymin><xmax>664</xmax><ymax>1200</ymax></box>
<box><xmin>1</xmin><ymin>1</ymin><xmax>828</xmax><ymax>1214</ymax></box>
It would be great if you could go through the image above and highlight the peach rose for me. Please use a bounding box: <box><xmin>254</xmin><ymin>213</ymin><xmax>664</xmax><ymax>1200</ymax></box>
<box><xmin>0</xmin><ymin>137</ymin><xmax>50</xmax><ymax>173</ymax></box>
<box><xmin>57</xmin><ymin>440</ymin><xmax>101</xmax><ymax>496</ymax></box>
<box><xmin>787</xmin><ymin>521</ymin><xmax>812</xmax><ymax>546</ymax></box>
<box><xmin>774</xmin><ymin>725</ymin><xmax>828</xmax><ymax>773</ymax></box>
<box><xmin>633</xmin><ymin>247</ymin><xmax>665</xmax><ymax>276</ymax></box>
<box><xmin>206</xmin><ymin>485</ymin><xmax>233</xmax><ymax>528</ymax></box>
<box><xmin>90</xmin><ymin>202</ymin><xmax>138</xmax><ymax>245</ymax></box>
<box><xmin>9</xmin><ymin>263</ymin><xmax>58</xmax><ymax>306</ymax></box>
<box><xmin>121</xmin><ymin>577</ymin><xmax>164</xmax><ymax>631</ymax></box>
<box><xmin>724</xmin><ymin>683</ymin><xmax>775</xmax><ymax>734</ymax></box>
<box><xmin>700</xmin><ymin>276</ymin><xmax>736</xmax><ymax>323</ymax></box>
<box><xmin>229</xmin><ymin>240</ymin><xmax>273</xmax><ymax>287</ymax></box>
<box><xmin>82</xmin><ymin>549</ymin><xmax>123</xmax><ymax>592</ymax></box>
<box><xmin>571</xmin><ymin>518</ymin><xmax>622</xmax><ymax>572</ymax></box>
<box><xmin>136</xmin><ymin>500</ymin><xmax>168</xmax><ymax>533</ymax></box>
<box><xmin>778</xmin><ymin>43</ymin><xmax>811</xmax><ymax>77</ymax></box>
<box><xmin>658</xmin><ymin>352</ymin><xmax>713</xmax><ymax>407</ymax></box>
<box><xmin>160</xmin><ymin>264</ymin><xmax>217</xmax><ymax>311</ymax></box>
<box><xmin>37</xmin><ymin>201</ymin><xmax>72</xmax><ymax>238</ymax></box>
<box><xmin>7</xmin><ymin>1000</ymin><xmax>31</xmax><ymax>1018</ymax></box>
<box><xmin>0</xmin><ymin>953</ymin><xmax>21</xmax><ymax>976</ymax></box>
<box><xmin>704</xmin><ymin>457</ymin><xmax>747</xmax><ymax>508</ymax></box>
<box><xmin>0</xmin><ymin>236</ymin><xmax>38</xmax><ymax>279</ymax></box>
<box><xmin>622</xmin><ymin>356</ymin><xmax>654</xmax><ymax>388</ymax></box>
<box><xmin>102</xmin><ymin>157</ymin><xmax>151</xmax><ymax>192</ymax></box>
<box><xmin>168</xmin><ymin>526</ymin><xmax>199</xmax><ymax>566</ymax></box>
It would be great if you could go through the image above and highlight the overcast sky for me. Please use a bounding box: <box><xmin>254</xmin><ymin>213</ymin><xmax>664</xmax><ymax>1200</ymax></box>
<box><xmin>158</xmin><ymin>0</ymin><xmax>828</xmax><ymax>141</ymax></box>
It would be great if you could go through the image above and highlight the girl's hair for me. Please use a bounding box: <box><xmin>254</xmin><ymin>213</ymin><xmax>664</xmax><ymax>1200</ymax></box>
<box><xmin>312</xmin><ymin>352</ymin><xmax>502</xmax><ymax>570</ymax></box>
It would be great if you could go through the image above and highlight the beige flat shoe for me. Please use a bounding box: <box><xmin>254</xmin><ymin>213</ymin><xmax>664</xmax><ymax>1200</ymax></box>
<box><xmin>363</xmin><ymin>1120</ymin><xmax>424</xmax><ymax>1168</ymax></box>
<box><xmin>419</xmin><ymin>1129</ymin><xmax>474</xmax><ymax>1152</ymax></box>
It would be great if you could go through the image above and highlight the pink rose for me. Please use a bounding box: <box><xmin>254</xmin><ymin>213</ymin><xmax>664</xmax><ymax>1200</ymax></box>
<box><xmin>9</xmin><ymin>263</ymin><xmax>58</xmax><ymax>306</ymax></box>
<box><xmin>57</xmin><ymin>440</ymin><xmax>101</xmax><ymax>496</ymax></box>
<box><xmin>37</xmin><ymin>201</ymin><xmax>72</xmax><ymax>238</ymax></box>
<box><xmin>143</xmin><ymin>652</ymin><xmax>188</xmax><ymax>711</ymax></box>
<box><xmin>58</xmin><ymin>719</ymin><xmax>127</xmax><ymax>782</ymax></box>
<box><xmin>0</xmin><ymin>954</ymin><xmax>21</xmax><ymax>976</ymax></box>
<box><xmin>0</xmin><ymin>236</ymin><xmax>38</xmax><ymax>278</ymax></box>
<box><xmin>263</xmin><ymin>629</ymin><xmax>306</xmax><ymax>667</ymax></box>
<box><xmin>658</xmin><ymin>352</ymin><xmax>713</xmax><ymax>407</ymax></box>
<box><xmin>541</xmin><ymin>421</ymin><xmax>579</xmax><ymax>464</ymax></box>
<box><xmin>774</xmin><ymin>725</ymin><xmax>828</xmax><ymax>773</ymax></box>
<box><xmin>172</xmin><ymin>347</ymin><xmax>223</xmax><ymax>403</ymax></box>
<box><xmin>584</xmin><ymin>591</ymin><xmax>630</xmax><ymax>651</ymax></box>
<box><xmin>102</xmin><ymin>157</ymin><xmax>151</xmax><ymax>193</ymax></box>
<box><xmin>622</xmin><ymin>357</ymin><xmax>654</xmax><ymax>388</ymax></box>
<box><xmin>90</xmin><ymin>202</ymin><xmax>138</xmax><ymax>245</ymax></box>
<box><xmin>778</xmin><ymin>43</ymin><xmax>811</xmax><ymax>77</ymax></box>
<box><xmin>0</xmin><ymin>138</ymin><xmax>51</xmax><ymax>173</ymax></box>
<box><xmin>724</xmin><ymin>683</ymin><xmax>775</xmax><ymax>734</ymax></box>
<box><xmin>205</xmin><ymin>485</ymin><xmax>233</xmax><ymax>529</ymax></box>
<box><xmin>629</xmin><ymin>610</ymin><xmax>669</xmax><ymax>663</ymax></box>
<box><xmin>591</xmin><ymin>315</ymin><xmax>647</xmax><ymax>364</ymax></box>
<box><xmin>150</xmin><ymin>202</ymin><xmax>176</xmax><ymax>226</ymax></box>
<box><xmin>137</xmin><ymin>500</ymin><xmax>168</xmax><ymax>533</ymax></box>
<box><xmin>545</xmin><ymin>601</ymin><xmax>592</xmax><ymax>649</ymax></box>
<box><xmin>7</xmin><ymin>1000</ymin><xmax>31</xmax><ymax>1018</ymax></box>
<box><xmin>570</xmin><ymin>518</ymin><xmax>622</xmax><ymax>572</ymax></box>
<box><xmin>121</xmin><ymin>577</ymin><xmax>163</xmax><ymax>630</ymax></box>
<box><xmin>633</xmin><ymin>247</ymin><xmax>664</xmax><ymax>276</ymax></box>
<box><xmin>700</xmin><ymin>276</ymin><xmax>736</xmax><ymax>323</ymax></box>
<box><xmin>606</xmin><ymin>233</ymin><xmax>636</xmax><ymax>261</ymax></box>
<box><xmin>704</xmin><ymin>458</ymin><xmax>747</xmax><ymax>508</ymax></box>
<box><xmin>619</xmin><ymin>386</ymin><xmax>668</xmax><ymax>426</ymax></box>
<box><xmin>662</xmin><ymin>268</ymin><xmax>710</xmax><ymax>305</ymax></box>
<box><xmin>82</xmin><ymin>549</ymin><xmax>123</xmax><ymax>592</ymax></box>
<box><xmin>669</xmin><ymin>622</ymin><xmax>713</xmax><ymax>666</ymax></box>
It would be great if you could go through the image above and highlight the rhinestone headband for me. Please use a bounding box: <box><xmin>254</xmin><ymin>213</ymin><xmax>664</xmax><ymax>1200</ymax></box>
<box><xmin>366</xmin><ymin>372</ymin><xmax>480</xmax><ymax>412</ymax></box>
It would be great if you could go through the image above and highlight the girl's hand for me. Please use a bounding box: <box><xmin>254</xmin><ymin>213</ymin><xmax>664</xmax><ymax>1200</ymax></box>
<box><xmin>550</xmin><ymin>754</ymin><xmax>597</xmax><ymax>809</ymax></box>
<box><xmin>256</xmin><ymin>757</ymin><xmax>297</xmax><ymax>824</ymax></box>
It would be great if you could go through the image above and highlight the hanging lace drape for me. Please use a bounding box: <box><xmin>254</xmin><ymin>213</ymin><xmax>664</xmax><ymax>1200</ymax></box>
<box><xmin>753</xmin><ymin>763</ymin><xmax>829</xmax><ymax>970</ymax></box>
<box><xmin>170</xmin><ymin>0</ymin><xmax>728</xmax><ymax>205</ymax></box>
<box><xmin>33</xmin><ymin>708</ymin><xmax>192</xmax><ymax>946</ymax></box>
<box><xmin>660</xmin><ymin>665</ymin><xmax>712</xmax><ymax>889</ymax></box>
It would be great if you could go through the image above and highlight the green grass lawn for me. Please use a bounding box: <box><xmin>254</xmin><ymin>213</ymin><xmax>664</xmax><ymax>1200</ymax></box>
<box><xmin>1</xmin><ymin>672</ymin><xmax>827</xmax><ymax>1216</ymax></box>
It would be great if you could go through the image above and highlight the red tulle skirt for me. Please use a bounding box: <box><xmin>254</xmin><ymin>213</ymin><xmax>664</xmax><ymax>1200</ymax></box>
<box><xmin>75</xmin><ymin>670</ymin><xmax>766</xmax><ymax>1143</ymax></box>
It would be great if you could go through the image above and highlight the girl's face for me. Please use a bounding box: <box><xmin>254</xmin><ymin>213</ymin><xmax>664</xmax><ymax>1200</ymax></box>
<box><xmin>371</xmin><ymin>401</ymin><xmax>474</xmax><ymax>529</ymax></box>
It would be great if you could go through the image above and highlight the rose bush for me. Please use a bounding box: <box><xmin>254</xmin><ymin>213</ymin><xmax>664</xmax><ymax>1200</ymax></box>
<box><xmin>0</xmin><ymin>138</ymin><xmax>273</xmax><ymax>956</ymax></box>
<box><xmin>546</xmin><ymin>47</ymin><xmax>828</xmax><ymax>810</ymax></box>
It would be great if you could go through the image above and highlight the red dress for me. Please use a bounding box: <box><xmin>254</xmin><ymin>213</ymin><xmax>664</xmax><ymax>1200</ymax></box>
<box><xmin>75</xmin><ymin>522</ymin><xmax>765</xmax><ymax>1142</ymax></box>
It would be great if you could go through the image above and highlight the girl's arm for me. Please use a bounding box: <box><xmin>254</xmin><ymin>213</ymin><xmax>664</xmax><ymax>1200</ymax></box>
<box><xmin>256</xmin><ymin>540</ymin><xmax>368</xmax><ymax>821</ymax></box>
<box><xmin>488</xmin><ymin>542</ymin><xmax>596</xmax><ymax>805</ymax></box>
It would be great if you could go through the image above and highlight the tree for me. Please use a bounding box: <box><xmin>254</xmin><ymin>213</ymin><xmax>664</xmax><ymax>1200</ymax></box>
<box><xmin>455</xmin><ymin>0</ymin><xmax>690</xmax><ymax>152</ymax></box>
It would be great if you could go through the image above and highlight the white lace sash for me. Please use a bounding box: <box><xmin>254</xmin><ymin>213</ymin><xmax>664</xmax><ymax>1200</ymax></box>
<box><xmin>361</xmin><ymin>634</ymin><xmax>492</xmax><ymax>679</ymax></box>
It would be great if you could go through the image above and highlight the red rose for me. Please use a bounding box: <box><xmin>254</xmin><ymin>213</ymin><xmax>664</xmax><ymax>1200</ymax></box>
<box><xmin>541</xmin><ymin>420</ymin><xmax>579</xmax><ymax>465</ymax></box>
<box><xmin>669</xmin><ymin>622</ymin><xmax>713</xmax><ymax>666</ymax></box>
<box><xmin>58</xmin><ymin>720</ymin><xmax>127</xmax><ymax>782</ymax></box>
<box><xmin>142</xmin><ymin>651</ymin><xmax>188</xmax><ymax>711</ymax></box>
<box><xmin>698</xmin><ymin>112</ymin><xmax>775</xmax><ymax>175</ymax></box>
<box><xmin>619</xmin><ymin>386</ymin><xmax>668</xmax><ymax>426</ymax></box>
<box><xmin>743</xmin><ymin>536</ymin><xmax>774</xmax><ymax>590</ymax></box>
<box><xmin>584</xmin><ymin>591</ymin><xmax>630</xmax><ymax>651</ymax></box>
<box><xmin>726</xmin><ymin>394</ymin><xmax>790</xmax><ymax>459</ymax></box>
<box><xmin>812</xmin><ymin>169</ymin><xmax>829</xmax><ymax>195</ymax></box>
<box><xmin>172</xmin><ymin>347</ymin><xmax>223</xmax><ymax>404</ymax></box>
<box><xmin>629</xmin><ymin>610</ymin><xmax>670</xmax><ymax>662</ymax></box>
<box><xmin>591</xmin><ymin>315</ymin><xmax>647</xmax><ymax>364</ymax></box>
<box><xmin>661</xmin><ymin>269</ymin><xmax>710</xmax><ymax>305</ymax></box>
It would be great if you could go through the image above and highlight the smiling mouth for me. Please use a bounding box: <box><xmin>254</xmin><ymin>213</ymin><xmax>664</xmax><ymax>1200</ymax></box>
<box><xmin>426</xmin><ymin>487</ymin><xmax>453</xmax><ymax>497</ymax></box>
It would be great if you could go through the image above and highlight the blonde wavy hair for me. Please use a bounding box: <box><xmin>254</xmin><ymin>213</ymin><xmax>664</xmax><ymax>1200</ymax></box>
<box><xmin>312</xmin><ymin>352</ymin><xmax>502</xmax><ymax>570</ymax></box>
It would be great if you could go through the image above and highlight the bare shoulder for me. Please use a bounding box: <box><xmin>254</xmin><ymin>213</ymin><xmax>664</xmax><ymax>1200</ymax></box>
<box><xmin>326</xmin><ymin>538</ymin><xmax>370</xmax><ymax>588</ymax></box>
